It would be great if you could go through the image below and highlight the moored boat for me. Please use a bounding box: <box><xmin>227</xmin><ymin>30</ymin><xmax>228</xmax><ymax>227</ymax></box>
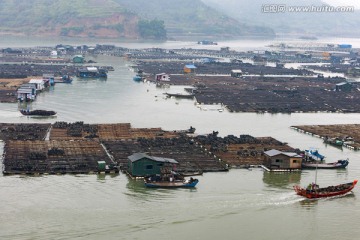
<box><xmin>20</xmin><ymin>109</ymin><xmax>56</xmax><ymax>116</ymax></box>
<box><xmin>302</xmin><ymin>159</ymin><xmax>349</xmax><ymax>169</ymax></box>
<box><xmin>133</xmin><ymin>75</ymin><xmax>142</xmax><ymax>81</ymax></box>
<box><xmin>144</xmin><ymin>175</ymin><xmax>199</xmax><ymax>188</ymax></box>
<box><xmin>294</xmin><ymin>180</ymin><xmax>357</xmax><ymax>199</ymax></box>
<box><xmin>165</xmin><ymin>93</ymin><xmax>195</xmax><ymax>99</ymax></box>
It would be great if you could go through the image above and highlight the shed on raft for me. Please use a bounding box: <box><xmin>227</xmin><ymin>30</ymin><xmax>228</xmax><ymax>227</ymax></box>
<box><xmin>128</xmin><ymin>153</ymin><xmax>178</xmax><ymax>177</ymax></box>
<box><xmin>264</xmin><ymin>149</ymin><xmax>302</xmax><ymax>171</ymax></box>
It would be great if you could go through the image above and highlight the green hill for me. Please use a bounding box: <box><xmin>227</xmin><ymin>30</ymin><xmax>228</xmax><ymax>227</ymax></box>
<box><xmin>115</xmin><ymin>0</ymin><xmax>275</xmax><ymax>39</ymax></box>
<box><xmin>0</xmin><ymin>0</ymin><xmax>275</xmax><ymax>40</ymax></box>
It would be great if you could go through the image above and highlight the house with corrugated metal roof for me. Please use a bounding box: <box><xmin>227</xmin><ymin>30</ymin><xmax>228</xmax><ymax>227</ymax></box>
<box><xmin>17</xmin><ymin>83</ymin><xmax>37</xmax><ymax>102</ymax></box>
<box><xmin>128</xmin><ymin>153</ymin><xmax>178</xmax><ymax>177</ymax></box>
<box><xmin>264</xmin><ymin>149</ymin><xmax>302</xmax><ymax>170</ymax></box>
<box><xmin>335</xmin><ymin>82</ymin><xmax>352</xmax><ymax>92</ymax></box>
<box><xmin>29</xmin><ymin>79</ymin><xmax>45</xmax><ymax>91</ymax></box>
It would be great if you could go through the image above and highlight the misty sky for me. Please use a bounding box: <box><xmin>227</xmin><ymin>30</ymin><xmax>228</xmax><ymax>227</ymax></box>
<box><xmin>321</xmin><ymin>0</ymin><xmax>360</xmax><ymax>9</ymax></box>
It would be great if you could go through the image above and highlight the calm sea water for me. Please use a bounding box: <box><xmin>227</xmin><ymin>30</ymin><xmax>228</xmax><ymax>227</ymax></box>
<box><xmin>1</xmin><ymin>38</ymin><xmax>360</xmax><ymax>240</ymax></box>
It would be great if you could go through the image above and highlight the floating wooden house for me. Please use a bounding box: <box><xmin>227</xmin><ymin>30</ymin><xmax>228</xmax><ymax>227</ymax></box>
<box><xmin>29</xmin><ymin>79</ymin><xmax>46</xmax><ymax>91</ymax></box>
<box><xmin>231</xmin><ymin>69</ymin><xmax>243</xmax><ymax>78</ymax></box>
<box><xmin>335</xmin><ymin>82</ymin><xmax>352</xmax><ymax>92</ymax></box>
<box><xmin>128</xmin><ymin>153</ymin><xmax>178</xmax><ymax>177</ymax></box>
<box><xmin>264</xmin><ymin>149</ymin><xmax>302</xmax><ymax>171</ymax></box>
<box><xmin>77</xmin><ymin>67</ymin><xmax>107</xmax><ymax>78</ymax></box>
<box><xmin>184</xmin><ymin>64</ymin><xmax>197</xmax><ymax>74</ymax></box>
<box><xmin>17</xmin><ymin>83</ymin><xmax>37</xmax><ymax>101</ymax></box>
<box><xmin>42</xmin><ymin>74</ymin><xmax>55</xmax><ymax>86</ymax></box>
<box><xmin>73</xmin><ymin>55</ymin><xmax>85</xmax><ymax>64</ymax></box>
<box><xmin>155</xmin><ymin>73</ymin><xmax>170</xmax><ymax>82</ymax></box>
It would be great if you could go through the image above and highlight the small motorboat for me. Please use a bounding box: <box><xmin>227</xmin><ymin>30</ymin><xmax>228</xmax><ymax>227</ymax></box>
<box><xmin>144</xmin><ymin>175</ymin><xmax>199</xmax><ymax>188</ymax></box>
<box><xmin>301</xmin><ymin>159</ymin><xmax>349</xmax><ymax>169</ymax></box>
<box><xmin>20</xmin><ymin>109</ymin><xmax>56</xmax><ymax>116</ymax></box>
<box><xmin>133</xmin><ymin>75</ymin><xmax>142</xmax><ymax>81</ymax></box>
<box><xmin>294</xmin><ymin>180</ymin><xmax>357</xmax><ymax>199</ymax></box>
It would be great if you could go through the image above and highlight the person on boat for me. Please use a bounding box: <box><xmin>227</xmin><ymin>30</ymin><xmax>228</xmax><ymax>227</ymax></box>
<box><xmin>311</xmin><ymin>182</ymin><xmax>319</xmax><ymax>190</ymax></box>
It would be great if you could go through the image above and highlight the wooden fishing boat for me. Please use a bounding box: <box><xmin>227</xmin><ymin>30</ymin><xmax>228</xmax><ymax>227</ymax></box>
<box><xmin>144</xmin><ymin>176</ymin><xmax>199</xmax><ymax>188</ymax></box>
<box><xmin>302</xmin><ymin>159</ymin><xmax>349</xmax><ymax>169</ymax></box>
<box><xmin>20</xmin><ymin>109</ymin><xmax>56</xmax><ymax>116</ymax></box>
<box><xmin>165</xmin><ymin>93</ymin><xmax>195</xmax><ymax>99</ymax></box>
<box><xmin>294</xmin><ymin>180</ymin><xmax>357</xmax><ymax>199</ymax></box>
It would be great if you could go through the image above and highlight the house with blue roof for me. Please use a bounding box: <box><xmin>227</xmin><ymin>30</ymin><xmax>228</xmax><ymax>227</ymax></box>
<box><xmin>184</xmin><ymin>64</ymin><xmax>197</xmax><ymax>74</ymax></box>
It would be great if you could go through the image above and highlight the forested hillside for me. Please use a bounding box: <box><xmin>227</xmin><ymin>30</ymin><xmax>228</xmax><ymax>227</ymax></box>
<box><xmin>0</xmin><ymin>0</ymin><xmax>275</xmax><ymax>40</ymax></box>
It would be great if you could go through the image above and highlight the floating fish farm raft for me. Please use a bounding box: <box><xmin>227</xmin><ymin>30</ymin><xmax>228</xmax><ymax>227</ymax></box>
<box><xmin>1</xmin><ymin>122</ymin><xmax>294</xmax><ymax>175</ymax></box>
<box><xmin>0</xmin><ymin>123</ymin><xmax>51</xmax><ymax>140</ymax></box>
<box><xmin>291</xmin><ymin>124</ymin><xmax>360</xmax><ymax>150</ymax></box>
<box><xmin>159</xmin><ymin>74</ymin><xmax>360</xmax><ymax>113</ymax></box>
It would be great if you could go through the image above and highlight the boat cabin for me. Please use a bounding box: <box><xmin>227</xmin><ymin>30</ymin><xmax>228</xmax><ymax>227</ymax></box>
<box><xmin>128</xmin><ymin>153</ymin><xmax>178</xmax><ymax>177</ymax></box>
<box><xmin>264</xmin><ymin>149</ymin><xmax>302</xmax><ymax>170</ymax></box>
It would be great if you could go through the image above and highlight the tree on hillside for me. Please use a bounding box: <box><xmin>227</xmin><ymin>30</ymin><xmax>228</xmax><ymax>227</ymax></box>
<box><xmin>138</xmin><ymin>19</ymin><xmax>167</xmax><ymax>40</ymax></box>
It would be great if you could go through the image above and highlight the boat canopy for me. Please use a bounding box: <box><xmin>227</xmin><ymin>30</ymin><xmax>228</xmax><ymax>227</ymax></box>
<box><xmin>305</xmin><ymin>149</ymin><xmax>325</xmax><ymax>161</ymax></box>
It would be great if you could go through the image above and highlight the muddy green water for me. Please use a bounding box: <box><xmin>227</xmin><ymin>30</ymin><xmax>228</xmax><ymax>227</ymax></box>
<box><xmin>1</xmin><ymin>39</ymin><xmax>360</xmax><ymax>240</ymax></box>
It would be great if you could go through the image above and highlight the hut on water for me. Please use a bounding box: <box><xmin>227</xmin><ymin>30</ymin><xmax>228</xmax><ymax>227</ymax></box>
<box><xmin>184</xmin><ymin>64</ymin><xmax>197</xmax><ymax>74</ymax></box>
<box><xmin>128</xmin><ymin>153</ymin><xmax>178</xmax><ymax>177</ymax></box>
<box><xmin>264</xmin><ymin>149</ymin><xmax>302</xmax><ymax>170</ymax></box>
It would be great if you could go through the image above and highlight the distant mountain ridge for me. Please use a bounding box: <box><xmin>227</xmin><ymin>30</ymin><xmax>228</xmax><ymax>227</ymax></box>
<box><xmin>202</xmin><ymin>0</ymin><xmax>360</xmax><ymax>37</ymax></box>
<box><xmin>0</xmin><ymin>0</ymin><xmax>275</xmax><ymax>40</ymax></box>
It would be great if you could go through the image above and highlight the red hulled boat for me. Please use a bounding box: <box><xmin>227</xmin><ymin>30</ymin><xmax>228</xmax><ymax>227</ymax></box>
<box><xmin>294</xmin><ymin>180</ymin><xmax>357</xmax><ymax>199</ymax></box>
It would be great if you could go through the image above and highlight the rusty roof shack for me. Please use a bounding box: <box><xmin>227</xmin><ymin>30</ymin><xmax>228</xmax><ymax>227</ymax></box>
<box><xmin>128</xmin><ymin>153</ymin><xmax>178</xmax><ymax>177</ymax></box>
<box><xmin>264</xmin><ymin>149</ymin><xmax>302</xmax><ymax>171</ymax></box>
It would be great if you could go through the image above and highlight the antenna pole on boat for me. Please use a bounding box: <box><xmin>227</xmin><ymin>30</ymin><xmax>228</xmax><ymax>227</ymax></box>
<box><xmin>315</xmin><ymin>162</ymin><xmax>318</xmax><ymax>186</ymax></box>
